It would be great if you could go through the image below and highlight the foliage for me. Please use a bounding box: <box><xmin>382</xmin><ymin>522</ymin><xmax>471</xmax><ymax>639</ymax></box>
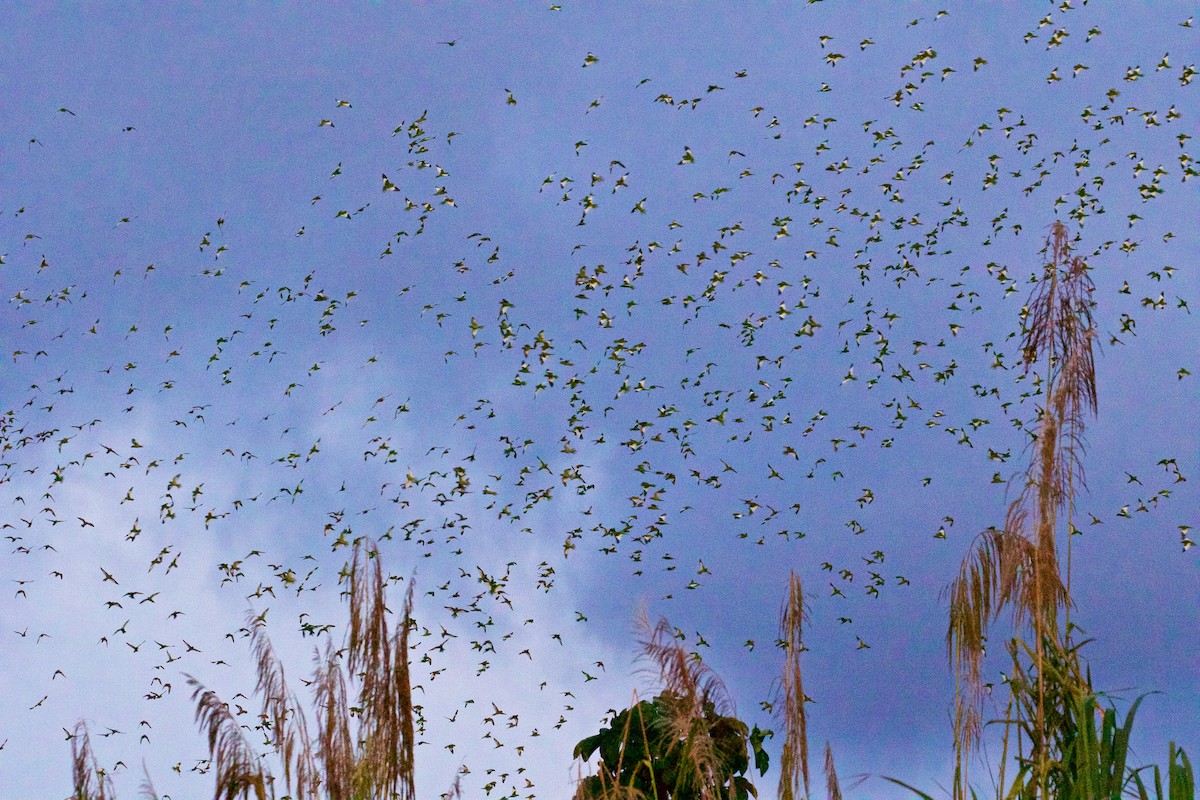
<box><xmin>572</xmin><ymin>691</ymin><xmax>770</xmax><ymax>800</ymax></box>
<box><xmin>572</xmin><ymin>608</ymin><xmax>772</xmax><ymax>800</ymax></box>
<box><xmin>994</xmin><ymin>632</ymin><xmax>1194</xmax><ymax>800</ymax></box>
<box><xmin>885</xmin><ymin>640</ymin><xmax>1194</xmax><ymax>800</ymax></box>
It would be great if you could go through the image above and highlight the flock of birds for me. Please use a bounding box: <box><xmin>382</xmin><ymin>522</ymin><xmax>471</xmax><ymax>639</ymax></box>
<box><xmin>2</xmin><ymin>4</ymin><xmax>1195</xmax><ymax>798</ymax></box>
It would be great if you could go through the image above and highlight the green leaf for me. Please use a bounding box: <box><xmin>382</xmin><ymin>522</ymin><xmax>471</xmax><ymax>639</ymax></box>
<box><xmin>574</xmin><ymin>731</ymin><xmax>605</xmax><ymax>762</ymax></box>
<box><xmin>732</xmin><ymin>774</ymin><xmax>757</xmax><ymax>800</ymax></box>
<box><xmin>749</xmin><ymin>725</ymin><xmax>772</xmax><ymax>776</ymax></box>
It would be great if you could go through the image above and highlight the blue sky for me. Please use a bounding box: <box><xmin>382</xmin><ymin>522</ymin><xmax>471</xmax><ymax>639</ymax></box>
<box><xmin>1</xmin><ymin>3</ymin><xmax>1196</xmax><ymax>799</ymax></box>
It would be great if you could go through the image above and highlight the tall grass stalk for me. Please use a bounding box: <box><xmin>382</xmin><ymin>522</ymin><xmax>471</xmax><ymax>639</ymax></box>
<box><xmin>824</xmin><ymin>742</ymin><xmax>843</xmax><ymax>800</ymax></box>
<box><xmin>778</xmin><ymin>571</ymin><xmax>811</xmax><ymax>800</ymax></box>
<box><xmin>69</xmin><ymin>722</ymin><xmax>117</xmax><ymax>800</ymax></box>
<box><xmin>946</xmin><ymin>221</ymin><xmax>1098</xmax><ymax>800</ymax></box>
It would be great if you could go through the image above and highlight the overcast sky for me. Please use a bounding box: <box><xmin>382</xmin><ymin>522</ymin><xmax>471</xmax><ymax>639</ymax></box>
<box><xmin>2</xmin><ymin>4</ymin><xmax>1196</xmax><ymax>799</ymax></box>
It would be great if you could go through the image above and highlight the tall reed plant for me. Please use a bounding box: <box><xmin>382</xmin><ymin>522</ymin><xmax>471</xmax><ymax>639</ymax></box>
<box><xmin>945</xmin><ymin>221</ymin><xmax>1099</xmax><ymax>800</ymax></box>
<box><xmin>70</xmin><ymin>537</ymin><xmax>416</xmax><ymax>800</ymax></box>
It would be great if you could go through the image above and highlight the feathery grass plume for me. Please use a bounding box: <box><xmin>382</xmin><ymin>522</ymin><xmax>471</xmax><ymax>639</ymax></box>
<box><xmin>138</xmin><ymin>763</ymin><xmax>162</xmax><ymax>800</ymax></box>
<box><xmin>391</xmin><ymin>577</ymin><xmax>418</xmax><ymax>800</ymax></box>
<box><xmin>70</xmin><ymin>721</ymin><xmax>116</xmax><ymax>800</ymax></box>
<box><xmin>1013</xmin><ymin>219</ymin><xmax>1096</xmax><ymax>642</ymax></box>
<box><xmin>778</xmin><ymin>571</ymin><xmax>811</xmax><ymax>800</ymax></box>
<box><xmin>945</xmin><ymin>526</ymin><xmax>1043</xmax><ymax>778</ymax></box>
<box><xmin>637</xmin><ymin>606</ymin><xmax>732</xmax><ymax>800</ymax></box>
<box><xmin>442</xmin><ymin>771</ymin><xmax>465</xmax><ymax>800</ymax></box>
<box><xmin>186</xmin><ymin>677</ymin><xmax>273</xmax><ymax>800</ymax></box>
<box><xmin>1022</xmin><ymin>221</ymin><xmax>1097</xmax><ymax>631</ymax></box>
<box><xmin>946</xmin><ymin>221</ymin><xmax>1097</xmax><ymax>800</ymax></box>
<box><xmin>248</xmin><ymin>612</ymin><xmax>320</xmax><ymax>799</ymax></box>
<box><xmin>345</xmin><ymin>543</ymin><xmax>416</xmax><ymax>800</ymax></box>
<box><xmin>312</xmin><ymin>640</ymin><xmax>354</xmax><ymax>799</ymax></box>
<box><xmin>1013</xmin><ymin>221</ymin><xmax>1097</xmax><ymax>799</ymax></box>
<box><xmin>824</xmin><ymin>742</ymin><xmax>842</xmax><ymax>800</ymax></box>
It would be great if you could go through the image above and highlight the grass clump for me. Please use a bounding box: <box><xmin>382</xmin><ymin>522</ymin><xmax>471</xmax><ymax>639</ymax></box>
<box><xmin>71</xmin><ymin>537</ymin><xmax>416</xmax><ymax>800</ymax></box>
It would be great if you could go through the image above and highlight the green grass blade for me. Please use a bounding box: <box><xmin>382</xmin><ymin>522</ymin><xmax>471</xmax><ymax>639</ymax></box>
<box><xmin>880</xmin><ymin>775</ymin><xmax>938</xmax><ymax>800</ymax></box>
